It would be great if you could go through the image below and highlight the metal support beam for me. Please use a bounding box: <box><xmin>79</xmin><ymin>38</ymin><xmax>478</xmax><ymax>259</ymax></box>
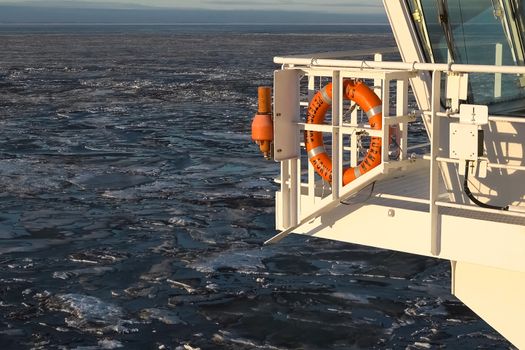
<box><xmin>397</xmin><ymin>79</ymin><xmax>409</xmax><ymax>160</ymax></box>
<box><xmin>332</xmin><ymin>71</ymin><xmax>342</xmax><ymax>200</ymax></box>
<box><xmin>430</xmin><ymin>70</ymin><xmax>442</xmax><ymax>255</ymax></box>
<box><xmin>381</xmin><ymin>79</ymin><xmax>391</xmax><ymax>163</ymax></box>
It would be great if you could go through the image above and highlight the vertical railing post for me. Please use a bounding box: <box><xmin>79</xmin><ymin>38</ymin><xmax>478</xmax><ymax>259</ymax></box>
<box><xmin>289</xmin><ymin>158</ymin><xmax>299</xmax><ymax>227</ymax></box>
<box><xmin>350</xmin><ymin>114</ymin><xmax>358</xmax><ymax>168</ymax></box>
<box><xmin>494</xmin><ymin>43</ymin><xmax>502</xmax><ymax>98</ymax></box>
<box><xmin>287</xmin><ymin>70</ymin><xmax>306</xmax><ymax>227</ymax></box>
<box><xmin>375</xmin><ymin>53</ymin><xmax>387</xmax><ymax>169</ymax></box>
<box><xmin>350</xmin><ymin>75</ymin><xmax>359</xmax><ymax>168</ymax></box>
<box><xmin>374</xmin><ymin>53</ymin><xmax>383</xmax><ymax>98</ymax></box>
<box><xmin>381</xmin><ymin>79</ymin><xmax>390</xmax><ymax>166</ymax></box>
<box><xmin>307</xmin><ymin>74</ymin><xmax>316</xmax><ymax>204</ymax></box>
<box><xmin>281</xmin><ymin>160</ymin><xmax>290</xmax><ymax>229</ymax></box>
<box><xmin>332</xmin><ymin>70</ymin><xmax>342</xmax><ymax>199</ymax></box>
<box><xmin>430</xmin><ymin>70</ymin><xmax>442</xmax><ymax>255</ymax></box>
<box><xmin>397</xmin><ymin>79</ymin><xmax>409</xmax><ymax>160</ymax></box>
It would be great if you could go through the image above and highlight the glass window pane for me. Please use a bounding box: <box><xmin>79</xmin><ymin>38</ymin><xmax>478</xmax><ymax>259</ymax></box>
<box><xmin>408</xmin><ymin>0</ymin><xmax>525</xmax><ymax>109</ymax></box>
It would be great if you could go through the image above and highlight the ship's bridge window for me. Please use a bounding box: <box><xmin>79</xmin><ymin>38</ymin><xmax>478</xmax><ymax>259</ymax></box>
<box><xmin>407</xmin><ymin>0</ymin><xmax>525</xmax><ymax>112</ymax></box>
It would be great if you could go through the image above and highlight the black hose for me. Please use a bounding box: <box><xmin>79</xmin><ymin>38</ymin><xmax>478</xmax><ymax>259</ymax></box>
<box><xmin>340</xmin><ymin>181</ymin><xmax>376</xmax><ymax>206</ymax></box>
<box><xmin>463</xmin><ymin>160</ymin><xmax>509</xmax><ymax>211</ymax></box>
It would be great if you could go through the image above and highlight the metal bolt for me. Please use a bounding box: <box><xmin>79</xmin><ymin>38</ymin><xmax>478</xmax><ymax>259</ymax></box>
<box><xmin>277</xmin><ymin>149</ymin><xmax>282</xmax><ymax>153</ymax></box>
<box><xmin>388</xmin><ymin>209</ymin><xmax>395</xmax><ymax>217</ymax></box>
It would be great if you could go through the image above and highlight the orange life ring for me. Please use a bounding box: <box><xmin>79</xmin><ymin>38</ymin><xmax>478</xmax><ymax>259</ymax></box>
<box><xmin>305</xmin><ymin>80</ymin><xmax>382</xmax><ymax>186</ymax></box>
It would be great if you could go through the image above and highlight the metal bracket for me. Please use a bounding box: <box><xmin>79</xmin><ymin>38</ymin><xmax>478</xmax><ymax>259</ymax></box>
<box><xmin>446</xmin><ymin>72</ymin><xmax>468</xmax><ymax>112</ymax></box>
<box><xmin>459</xmin><ymin>104</ymin><xmax>489</xmax><ymax>125</ymax></box>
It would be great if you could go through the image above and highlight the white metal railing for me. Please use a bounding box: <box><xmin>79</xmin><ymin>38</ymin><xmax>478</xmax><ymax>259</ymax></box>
<box><xmin>275</xmin><ymin>56</ymin><xmax>525</xmax><ymax>74</ymax></box>
<box><xmin>268</xmin><ymin>50</ymin><xmax>525</xmax><ymax>246</ymax></box>
<box><xmin>427</xmin><ymin>111</ymin><xmax>525</xmax><ymax>124</ymax></box>
<box><xmin>269</xmin><ymin>52</ymin><xmax>416</xmax><ymax>244</ymax></box>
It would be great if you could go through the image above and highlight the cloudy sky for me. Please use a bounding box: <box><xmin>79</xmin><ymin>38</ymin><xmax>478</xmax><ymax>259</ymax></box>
<box><xmin>0</xmin><ymin>0</ymin><xmax>384</xmax><ymax>14</ymax></box>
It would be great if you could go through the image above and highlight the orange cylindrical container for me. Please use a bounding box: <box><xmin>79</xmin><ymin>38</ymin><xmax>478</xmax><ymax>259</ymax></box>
<box><xmin>257</xmin><ymin>86</ymin><xmax>272</xmax><ymax>114</ymax></box>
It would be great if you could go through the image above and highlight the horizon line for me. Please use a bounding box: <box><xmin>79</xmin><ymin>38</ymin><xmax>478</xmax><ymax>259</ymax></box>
<box><xmin>0</xmin><ymin>3</ymin><xmax>385</xmax><ymax>16</ymax></box>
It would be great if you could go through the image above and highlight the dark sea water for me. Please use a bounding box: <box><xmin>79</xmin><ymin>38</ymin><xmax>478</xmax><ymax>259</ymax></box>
<box><xmin>0</xmin><ymin>24</ymin><xmax>512</xmax><ymax>349</ymax></box>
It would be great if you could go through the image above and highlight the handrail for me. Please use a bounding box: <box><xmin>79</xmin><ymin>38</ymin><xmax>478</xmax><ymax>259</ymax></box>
<box><xmin>422</xmin><ymin>156</ymin><xmax>525</xmax><ymax>172</ymax></box>
<box><xmin>436</xmin><ymin>201</ymin><xmax>525</xmax><ymax>219</ymax></box>
<box><xmin>420</xmin><ymin>111</ymin><xmax>525</xmax><ymax>124</ymax></box>
<box><xmin>274</xmin><ymin>57</ymin><xmax>525</xmax><ymax>75</ymax></box>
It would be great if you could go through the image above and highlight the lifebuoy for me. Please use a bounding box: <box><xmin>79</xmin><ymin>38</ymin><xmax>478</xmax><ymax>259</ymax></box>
<box><xmin>305</xmin><ymin>80</ymin><xmax>382</xmax><ymax>186</ymax></box>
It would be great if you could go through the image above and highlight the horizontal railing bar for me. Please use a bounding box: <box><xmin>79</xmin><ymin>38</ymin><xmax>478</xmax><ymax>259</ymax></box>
<box><xmin>342</xmin><ymin>127</ymin><xmax>380</xmax><ymax>137</ymax></box>
<box><xmin>298</xmin><ymin>122</ymin><xmax>332</xmax><ymax>133</ymax></box>
<box><xmin>294</xmin><ymin>187</ymin><xmax>431</xmax><ymax>205</ymax></box>
<box><xmin>297</xmin><ymin>123</ymin><xmax>383</xmax><ymax>137</ymax></box>
<box><xmin>374</xmin><ymin>193</ymin><xmax>430</xmax><ymax>204</ymax></box>
<box><xmin>407</xmin><ymin>142</ymin><xmax>431</xmax><ymax>151</ymax></box>
<box><xmin>436</xmin><ymin>201</ymin><xmax>525</xmax><ymax>219</ymax></box>
<box><xmin>384</xmin><ymin>115</ymin><xmax>417</xmax><ymax>125</ymax></box>
<box><xmin>423</xmin><ymin>156</ymin><xmax>525</xmax><ymax>172</ymax></box>
<box><xmin>424</xmin><ymin>111</ymin><xmax>525</xmax><ymax>124</ymax></box>
<box><xmin>274</xmin><ymin>57</ymin><xmax>525</xmax><ymax>75</ymax></box>
<box><xmin>488</xmin><ymin>115</ymin><xmax>525</xmax><ymax>123</ymax></box>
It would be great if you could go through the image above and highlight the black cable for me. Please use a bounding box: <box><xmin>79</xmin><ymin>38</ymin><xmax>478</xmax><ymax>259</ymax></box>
<box><xmin>340</xmin><ymin>181</ymin><xmax>376</xmax><ymax>206</ymax></box>
<box><xmin>463</xmin><ymin>160</ymin><xmax>509</xmax><ymax>211</ymax></box>
<box><xmin>438</xmin><ymin>0</ymin><xmax>457</xmax><ymax>62</ymax></box>
<box><xmin>458</xmin><ymin>0</ymin><xmax>469</xmax><ymax>63</ymax></box>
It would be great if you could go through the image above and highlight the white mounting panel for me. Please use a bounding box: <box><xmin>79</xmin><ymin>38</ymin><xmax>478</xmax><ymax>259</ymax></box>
<box><xmin>273</xmin><ymin>69</ymin><xmax>301</xmax><ymax>161</ymax></box>
<box><xmin>449</xmin><ymin>123</ymin><xmax>481</xmax><ymax>160</ymax></box>
<box><xmin>459</xmin><ymin>104</ymin><xmax>489</xmax><ymax>125</ymax></box>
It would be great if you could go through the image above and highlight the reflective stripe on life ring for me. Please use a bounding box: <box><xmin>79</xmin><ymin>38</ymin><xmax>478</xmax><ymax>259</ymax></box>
<box><xmin>305</xmin><ymin>80</ymin><xmax>382</xmax><ymax>186</ymax></box>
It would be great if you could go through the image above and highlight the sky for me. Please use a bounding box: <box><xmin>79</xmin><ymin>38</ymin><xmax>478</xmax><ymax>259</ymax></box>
<box><xmin>0</xmin><ymin>0</ymin><xmax>384</xmax><ymax>14</ymax></box>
